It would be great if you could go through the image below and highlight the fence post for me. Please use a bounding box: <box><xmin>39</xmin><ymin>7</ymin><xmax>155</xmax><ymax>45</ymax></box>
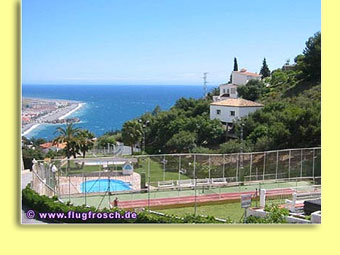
<box><xmin>68</xmin><ymin>175</ymin><xmax>71</xmax><ymax>202</ymax></box>
<box><xmin>222</xmin><ymin>154</ymin><xmax>225</xmax><ymax>178</ymax></box>
<box><xmin>250</xmin><ymin>153</ymin><xmax>253</xmax><ymax>181</ymax></box>
<box><xmin>235</xmin><ymin>154</ymin><xmax>239</xmax><ymax>182</ymax></box>
<box><xmin>178</xmin><ymin>155</ymin><xmax>181</xmax><ymax>182</ymax></box>
<box><xmin>276</xmin><ymin>151</ymin><xmax>279</xmax><ymax>181</ymax></box>
<box><xmin>163</xmin><ymin>155</ymin><xmax>166</xmax><ymax>181</ymax></box>
<box><xmin>208</xmin><ymin>155</ymin><xmax>211</xmax><ymax>180</ymax></box>
<box><xmin>300</xmin><ymin>149</ymin><xmax>303</xmax><ymax>178</ymax></box>
<box><xmin>194</xmin><ymin>176</ymin><xmax>197</xmax><ymax>216</ymax></box>
<box><xmin>84</xmin><ymin>174</ymin><xmax>87</xmax><ymax>206</ymax></box>
<box><xmin>148</xmin><ymin>157</ymin><xmax>151</xmax><ymax>208</ymax></box>
<box><xmin>289</xmin><ymin>149</ymin><xmax>291</xmax><ymax>179</ymax></box>
<box><xmin>193</xmin><ymin>154</ymin><xmax>196</xmax><ymax>180</ymax></box>
<box><xmin>312</xmin><ymin>149</ymin><xmax>315</xmax><ymax>182</ymax></box>
<box><xmin>263</xmin><ymin>152</ymin><xmax>266</xmax><ymax>181</ymax></box>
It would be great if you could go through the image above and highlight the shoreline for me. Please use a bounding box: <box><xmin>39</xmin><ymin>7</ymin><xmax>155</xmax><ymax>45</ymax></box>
<box><xmin>58</xmin><ymin>103</ymin><xmax>84</xmax><ymax>120</ymax></box>
<box><xmin>22</xmin><ymin>123</ymin><xmax>41</xmax><ymax>137</ymax></box>
<box><xmin>22</xmin><ymin>98</ymin><xmax>85</xmax><ymax>137</ymax></box>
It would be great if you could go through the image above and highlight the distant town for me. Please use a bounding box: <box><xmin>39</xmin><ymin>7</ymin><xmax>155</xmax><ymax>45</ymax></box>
<box><xmin>21</xmin><ymin>97</ymin><xmax>83</xmax><ymax>136</ymax></box>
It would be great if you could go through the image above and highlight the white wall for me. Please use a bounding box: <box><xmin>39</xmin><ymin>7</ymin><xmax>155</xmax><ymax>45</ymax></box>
<box><xmin>210</xmin><ymin>105</ymin><xmax>263</xmax><ymax>123</ymax></box>
<box><xmin>219</xmin><ymin>84</ymin><xmax>238</xmax><ymax>98</ymax></box>
<box><xmin>239</xmin><ymin>106</ymin><xmax>263</xmax><ymax>117</ymax></box>
<box><xmin>232</xmin><ymin>71</ymin><xmax>261</xmax><ymax>86</ymax></box>
<box><xmin>210</xmin><ymin>105</ymin><xmax>240</xmax><ymax>123</ymax></box>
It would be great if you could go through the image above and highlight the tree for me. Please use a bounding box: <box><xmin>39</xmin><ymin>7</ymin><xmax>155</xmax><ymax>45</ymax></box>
<box><xmin>229</xmin><ymin>57</ymin><xmax>239</xmax><ymax>83</ymax></box>
<box><xmin>237</xmin><ymin>80</ymin><xmax>268</xmax><ymax>101</ymax></box>
<box><xmin>233</xmin><ymin>57</ymin><xmax>238</xmax><ymax>71</ymax></box>
<box><xmin>121</xmin><ymin>120</ymin><xmax>143</xmax><ymax>154</ymax></box>
<box><xmin>151</xmin><ymin>105</ymin><xmax>161</xmax><ymax>116</ymax></box>
<box><xmin>260</xmin><ymin>58</ymin><xmax>271</xmax><ymax>78</ymax></box>
<box><xmin>53</xmin><ymin>123</ymin><xmax>81</xmax><ymax>160</ymax></box>
<box><xmin>166</xmin><ymin>131</ymin><xmax>197</xmax><ymax>153</ymax></box>
<box><xmin>295</xmin><ymin>32</ymin><xmax>321</xmax><ymax>82</ymax></box>
<box><xmin>76</xmin><ymin>129</ymin><xmax>95</xmax><ymax>158</ymax></box>
<box><xmin>22</xmin><ymin>146</ymin><xmax>44</xmax><ymax>169</ymax></box>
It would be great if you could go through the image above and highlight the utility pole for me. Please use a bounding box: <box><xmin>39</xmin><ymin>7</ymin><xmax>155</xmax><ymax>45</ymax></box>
<box><xmin>203</xmin><ymin>72</ymin><xmax>208</xmax><ymax>98</ymax></box>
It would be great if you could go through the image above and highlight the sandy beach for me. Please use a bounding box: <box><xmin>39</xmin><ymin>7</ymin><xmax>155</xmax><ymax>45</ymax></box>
<box><xmin>21</xmin><ymin>98</ymin><xmax>85</xmax><ymax>137</ymax></box>
<box><xmin>22</xmin><ymin>123</ymin><xmax>41</xmax><ymax>137</ymax></box>
<box><xmin>59</xmin><ymin>103</ymin><xmax>84</xmax><ymax>120</ymax></box>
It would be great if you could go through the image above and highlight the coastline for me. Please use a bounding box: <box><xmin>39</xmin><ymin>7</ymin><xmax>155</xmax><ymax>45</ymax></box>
<box><xmin>58</xmin><ymin>103</ymin><xmax>84</xmax><ymax>120</ymax></box>
<box><xmin>21</xmin><ymin>98</ymin><xmax>85</xmax><ymax>137</ymax></box>
<box><xmin>22</xmin><ymin>123</ymin><xmax>41</xmax><ymax>137</ymax></box>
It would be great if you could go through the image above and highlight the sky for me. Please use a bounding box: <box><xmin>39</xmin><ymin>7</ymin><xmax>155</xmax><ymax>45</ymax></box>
<box><xmin>22</xmin><ymin>0</ymin><xmax>321</xmax><ymax>86</ymax></box>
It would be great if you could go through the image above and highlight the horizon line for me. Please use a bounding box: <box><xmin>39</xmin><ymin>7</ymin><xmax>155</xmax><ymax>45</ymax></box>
<box><xmin>22</xmin><ymin>83</ymin><xmax>217</xmax><ymax>87</ymax></box>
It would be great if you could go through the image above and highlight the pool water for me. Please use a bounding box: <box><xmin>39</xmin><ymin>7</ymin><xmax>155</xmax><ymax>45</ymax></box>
<box><xmin>80</xmin><ymin>179</ymin><xmax>132</xmax><ymax>193</ymax></box>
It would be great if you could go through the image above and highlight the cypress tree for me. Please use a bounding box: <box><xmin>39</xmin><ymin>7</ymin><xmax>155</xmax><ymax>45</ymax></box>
<box><xmin>260</xmin><ymin>58</ymin><xmax>271</xmax><ymax>78</ymax></box>
<box><xmin>233</xmin><ymin>57</ymin><xmax>238</xmax><ymax>71</ymax></box>
<box><xmin>229</xmin><ymin>57</ymin><xmax>238</xmax><ymax>83</ymax></box>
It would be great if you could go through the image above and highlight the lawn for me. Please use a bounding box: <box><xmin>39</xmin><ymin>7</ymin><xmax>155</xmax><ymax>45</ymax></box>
<box><xmin>156</xmin><ymin>199</ymin><xmax>284</xmax><ymax>222</ymax></box>
<box><xmin>134</xmin><ymin>158</ymin><xmax>189</xmax><ymax>183</ymax></box>
<box><xmin>60</xmin><ymin>161</ymin><xmax>103</xmax><ymax>174</ymax></box>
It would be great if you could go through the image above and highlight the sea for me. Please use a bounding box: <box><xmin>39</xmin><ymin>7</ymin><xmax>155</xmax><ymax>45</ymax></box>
<box><xmin>22</xmin><ymin>84</ymin><xmax>214</xmax><ymax>140</ymax></box>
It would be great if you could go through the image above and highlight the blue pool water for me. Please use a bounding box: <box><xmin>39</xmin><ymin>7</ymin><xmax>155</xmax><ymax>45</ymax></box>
<box><xmin>81</xmin><ymin>179</ymin><xmax>132</xmax><ymax>193</ymax></box>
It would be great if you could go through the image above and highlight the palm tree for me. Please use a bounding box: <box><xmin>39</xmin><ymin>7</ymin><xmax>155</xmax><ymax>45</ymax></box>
<box><xmin>76</xmin><ymin>129</ymin><xmax>95</xmax><ymax>158</ymax></box>
<box><xmin>121</xmin><ymin>120</ymin><xmax>143</xmax><ymax>154</ymax></box>
<box><xmin>53</xmin><ymin>124</ymin><xmax>81</xmax><ymax>170</ymax></box>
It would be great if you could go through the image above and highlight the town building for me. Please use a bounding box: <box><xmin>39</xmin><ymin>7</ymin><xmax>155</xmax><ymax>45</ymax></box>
<box><xmin>214</xmin><ymin>68</ymin><xmax>262</xmax><ymax>101</ymax></box>
<box><xmin>39</xmin><ymin>142</ymin><xmax>66</xmax><ymax>153</ymax></box>
<box><xmin>210</xmin><ymin>98</ymin><xmax>263</xmax><ymax>125</ymax></box>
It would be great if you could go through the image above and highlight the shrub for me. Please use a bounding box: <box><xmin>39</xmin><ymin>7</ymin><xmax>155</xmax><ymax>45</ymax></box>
<box><xmin>22</xmin><ymin>185</ymin><xmax>224</xmax><ymax>224</ymax></box>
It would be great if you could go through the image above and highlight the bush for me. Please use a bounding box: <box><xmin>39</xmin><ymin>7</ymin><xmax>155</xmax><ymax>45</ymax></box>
<box><xmin>22</xmin><ymin>185</ymin><xmax>224</xmax><ymax>224</ymax></box>
<box><xmin>244</xmin><ymin>205</ymin><xmax>289</xmax><ymax>224</ymax></box>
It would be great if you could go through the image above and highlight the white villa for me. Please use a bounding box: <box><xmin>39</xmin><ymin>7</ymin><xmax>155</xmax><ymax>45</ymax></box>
<box><xmin>214</xmin><ymin>68</ymin><xmax>262</xmax><ymax>101</ymax></box>
<box><xmin>210</xmin><ymin>68</ymin><xmax>263</xmax><ymax>125</ymax></box>
<box><xmin>210</xmin><ymin>98</ymin><xmax>264</xmax><ymax>125</ymax></box>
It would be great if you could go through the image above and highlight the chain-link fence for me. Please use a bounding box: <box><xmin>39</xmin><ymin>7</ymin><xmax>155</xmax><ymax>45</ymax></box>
<box><xmin>30</xmin><ymin>147</ymin><xmax>321</xmax><ymax>219</ymax></box>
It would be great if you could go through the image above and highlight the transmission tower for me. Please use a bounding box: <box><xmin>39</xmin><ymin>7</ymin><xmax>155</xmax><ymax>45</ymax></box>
<box><xmin>203</xmin><ymin>72</ymin><xmax>208</xmax><ymax>97</ymax></box>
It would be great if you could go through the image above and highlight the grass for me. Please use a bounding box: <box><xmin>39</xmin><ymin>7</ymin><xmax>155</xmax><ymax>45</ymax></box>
<box><xmin>134</xmin><ymin>158</ymin><xmax>189</xmax><ymax>183</ymax></box>
<box><xmin>61</xmin><ymin>161</ymin><xmax>103</xmax><ymax>174</ymax></box>
<box><xmin>156</xmin><ymin>199</ymin><xmax>284</xmax><ymax>222</ymax></box>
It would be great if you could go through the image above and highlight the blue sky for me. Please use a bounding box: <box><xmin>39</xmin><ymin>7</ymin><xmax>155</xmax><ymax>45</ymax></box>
<box><xmin>22</xmin><ymin>0</ymin><xmax>320</xmax><ymax>86</ymax></box>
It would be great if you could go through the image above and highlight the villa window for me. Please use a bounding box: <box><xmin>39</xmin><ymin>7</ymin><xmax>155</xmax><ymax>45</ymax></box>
<box><xmin>223</xmin><ymin>89</ymin><xmax>225</xmax><ymax>93</ymax></box>
<box><xmin>230</xmin><ymin>111</ymin><xmax>235</xmax><ymax>116</ymax></box>
<box><xmin>216</xmin><ymin>109</ymin><xmax>221</xmax><ymax>115</ymax></box>
<box><xmin>231</xmin><ymin>88</ymin><xmax>236</xmax><ymax>94</ymax></box>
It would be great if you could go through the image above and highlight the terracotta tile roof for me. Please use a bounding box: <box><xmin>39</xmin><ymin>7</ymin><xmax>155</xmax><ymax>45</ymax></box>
<box><xmin>235</xmin><ymin>69</ymin><xmax>262</xmax><ymax>77</ymax></box>
<box><xmin>210</xmin><ymin>98</ymin><xmax>264</xmax><ymax>107</ymax></box>
<box><xmin>40</xmin><ymin>142</ymin><xmax>66</xmax><ymax>149</ymax></box>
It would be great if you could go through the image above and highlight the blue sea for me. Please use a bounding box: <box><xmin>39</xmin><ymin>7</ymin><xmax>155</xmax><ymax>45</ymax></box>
<box><xmin>22</xmin><ymin>84</ymin><xmax>213</xmax><ymax>140</ymax></box>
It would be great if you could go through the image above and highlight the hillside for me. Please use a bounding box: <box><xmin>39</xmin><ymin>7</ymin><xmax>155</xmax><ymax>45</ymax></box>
<box><xmin>114</xmin><ymin>32</ymin><xmax>321</xmax><ymax>154</ymax></box>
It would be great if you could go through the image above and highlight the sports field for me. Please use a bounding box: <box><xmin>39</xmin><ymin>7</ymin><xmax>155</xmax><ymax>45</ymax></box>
<box><xmin>61</xmin><ymin>180</ymin><xmax>314</xmax><ymax>209</ymax></box>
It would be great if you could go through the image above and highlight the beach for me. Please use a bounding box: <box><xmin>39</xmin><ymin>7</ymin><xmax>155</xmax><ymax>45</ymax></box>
<box><xmin>21</xmin><ymin>97</ymin><xmax>84</xmax><ymax>137</ymax></box>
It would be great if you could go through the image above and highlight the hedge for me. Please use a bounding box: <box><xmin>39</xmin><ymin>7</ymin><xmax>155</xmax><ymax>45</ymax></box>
<box><xmin>22</xmin><ymin>185</ymin><xmax>224</xmax><ymax>224</ymax></box>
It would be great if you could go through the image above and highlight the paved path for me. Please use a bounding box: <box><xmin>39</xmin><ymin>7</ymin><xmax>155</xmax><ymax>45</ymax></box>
<box><xmin>21</xmin><ymin>170</ymin><xmax>46</xmax><ymax>224</ymax></box>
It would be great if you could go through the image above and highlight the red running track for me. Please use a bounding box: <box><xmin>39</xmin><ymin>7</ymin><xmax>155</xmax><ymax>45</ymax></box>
<box><xmin>113</xmin><ymin>188</ymin><xmax>294</xmax><ymax>209</ymax></box>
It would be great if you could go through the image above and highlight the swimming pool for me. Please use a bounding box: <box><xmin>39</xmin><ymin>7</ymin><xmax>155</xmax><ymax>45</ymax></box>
<box><xmin>80</xmin><ymin>179</ymin><xmax>132</xmax><ymax>193</ymax></box>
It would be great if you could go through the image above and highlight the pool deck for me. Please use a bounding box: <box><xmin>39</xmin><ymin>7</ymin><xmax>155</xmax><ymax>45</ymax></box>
<box><xmin>58</xmin><ymin>173</ymin><xmax>141</xmax><ymax>195</ymax></box>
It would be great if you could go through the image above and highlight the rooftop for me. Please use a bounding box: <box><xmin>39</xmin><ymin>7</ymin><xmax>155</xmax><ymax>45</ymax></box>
<box><xmin>210</xmin><ymin>98</ymin><xmax>264</xmax><ymax>107</ymax></box>
<box><xmin>234</xmin><ymin>68</ymin><xmax>262</xmax><ymax>77</ymax></box>
<box><xmin>40</xmin><ymin>142</ymin><xmax>66</xmax><ymax>149</ymax></box>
